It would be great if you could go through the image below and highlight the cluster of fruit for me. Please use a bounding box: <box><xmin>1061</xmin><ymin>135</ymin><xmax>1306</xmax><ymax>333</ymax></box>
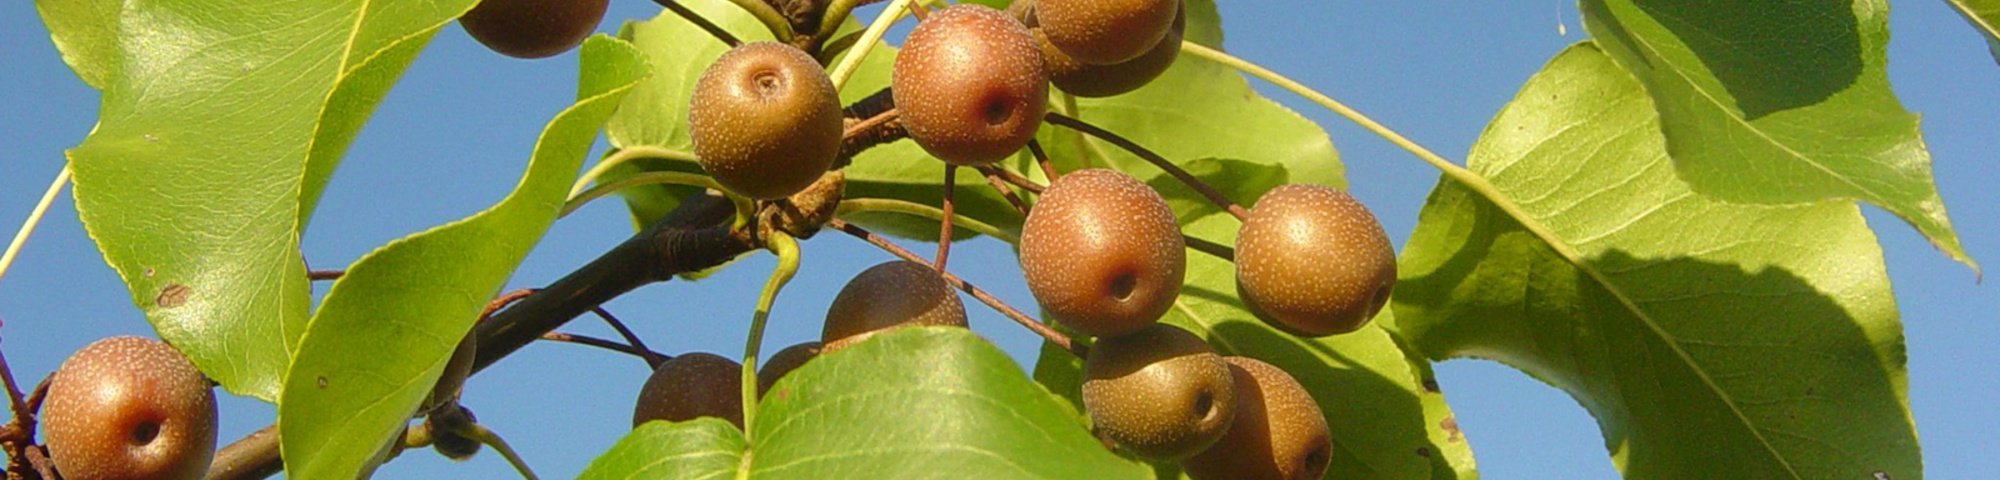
<box><xmin>638</xmin><ymin>1</ymin><xmax>1400</xmax><ymax>478</ymax></box>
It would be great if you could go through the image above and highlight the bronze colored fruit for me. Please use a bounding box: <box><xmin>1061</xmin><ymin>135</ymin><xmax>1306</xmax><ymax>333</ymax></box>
<box><xmin>892</xmin><ymin>5</ymin><xmax>1049</xmax><ymax>166</ymax></box>
<box><xmin>42</xmin><ymin>336</ymin><xmax>217</xmax><ymax>480</ymax></box>
<box><xmin>1015</xmin><ymin>0</ymin><xmax>1183</xmax><ymax>98</ymax></box>
<box><xmin>1181</xmin><ymin>357</ymin><xmax>1331</xmax><ymax>480</ymax></box>
<box><xmin>1235</xmin><ymin>184</ymin><xmax>1396</xmax><ymax>336</ymax></box>
<box><xmin>1036</xmin><ymin>0</ymin><xmax>1180</xmax><ymax>65</ymax></box>
<box><xmin>757</xmin><ymin>341</ymin><xmax>822</xmax><ymax>396</ymax></box>
<box><xmin>459</xmin><ymin>0</ymin><xmax>611</xmax><ymax>59</ymax></box>
<box><xmin>822</xmin><ymin>261</ymin><xmax>969</xmax><ymax>352</ymax></box>
<box><xmin>1019</xmin><ymin>169</ymin><xmax>1186</xmax><ymax>338</ymax></box>
<box><xmin>1080</xmin><ymin>324</ymin><xmax>1234</xmax><ymax>461</ymax></box>
<box><xmin>632</xmin><ymin>352</ymin><xmax>743</xmax><ymax>428</ymax></box>
<box><xmin>690</xmin><ymin>42</ymin><xmax>844</xmax><ymax>200</ymax></box>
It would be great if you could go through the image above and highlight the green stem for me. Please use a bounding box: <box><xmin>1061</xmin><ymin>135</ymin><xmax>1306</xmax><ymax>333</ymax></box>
<box><xmin>570</xmin><ymin>145</ymin><xmax>701</xmax><ymax>197</ymax></box>
<box><xmin>463</xmin><ymin>423</ymin><xmax>540</xmax><ymax>480</ymax></box>
<box><xmin>741</xmin><ymin>232</ymin><xmax>800</xmax><ymax>439</ymax></box>
<box><xmin>561</xmin><ymin>172</ymin><xmax>724</xmax><ymax>218</ymax></box>
<box><xmin>828</xmin><ymin>0</ymin><xmax>916</xmax><ymax>91</ymax></box>
<box><xmin>726</xmin><ymin>0</ymin><xmax>795</xmax><ymax>43</ymax></box>
<box><xmin>813</xmin><ymin>0</ymin><xmax>867</xmax><ymax>44</ymax></box>
<box><xmin>835</xmin><ymin>198</ymin><xmax>1018</xmax><ymax>244</ymax></box>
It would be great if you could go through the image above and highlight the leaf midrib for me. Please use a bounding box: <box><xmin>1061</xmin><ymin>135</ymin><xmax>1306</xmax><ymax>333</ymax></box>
<box><xmin>1946</xmin><ymin>0</ymin><xmax>2000</xmax><ymax>42</ymax></box>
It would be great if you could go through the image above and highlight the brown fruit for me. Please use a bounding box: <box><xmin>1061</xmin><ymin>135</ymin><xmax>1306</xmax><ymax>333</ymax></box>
<box><xmin>1235</xmin><ymin>184</ymin><xmax>1396</xmax><ymax>336</ymax></box>
<box><xmin>1080</xmin><ymin>324</ymin><xmax>1234</xmax><ymax>461</ymax></box>
<box><xmin>1035</xmin><ymin>0</ymin><xmax>1180</xmax><ymax>65</ymax></box>
<box><xmin>892</xmin><ymin>5</ymin><xmax>1049</xmax><ymax>166</ymax></box>
<box><xmin>1019</xmin><ymin>169</ymin><xmax>1186</xmax><ymax>338</ymax></box>
<box><xmin>459</xmin><ymin>0</ymin><xmax>611</xmax><ymax>59</ymax></box>
<box><xmin>757</xmin><ymin>341</ymin><xmax>822</xmax><ymax>396</ymax></box>
<box><xmin>1181</xmin><ymin>357</ymin><xmax>1331</xmax><ymax>480</ymax></box>
<box><xmin>632</xmin><ymin>352</ymin><xmax>743</xmax><ymax>428</ymax></box>
<box><xmin>822</xmin><ymin>261</ymin><xmax>969</xmax><ymax>352</ymax></box>
<box><xmin>42</xmin><ymin>336</ymin><xmax>217</xmax><ymax>480</ymax></box>
<box><xmin>1015</xmin><ymin>0</ymin><xmax>1183</xmax><ymax>98</ymax></box>
<box><xmin>690</xmin><ymin>42</ymin><xmax>844</xmax><ymax>200</ymax></box>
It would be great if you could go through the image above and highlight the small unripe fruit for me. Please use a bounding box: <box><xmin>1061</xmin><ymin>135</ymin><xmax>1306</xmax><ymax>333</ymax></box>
<box><xmin>1181</xmin><ymin>357</ymin><xmax>1332</xmax><ymax>480</ymax></box>
<box><xmin>822</xmin><ymin>261</ymin><xmax>969</xmax><ymax>352</ymax></box>
<box><xmin>1014</xmin><ymin>0</ymin><xmax>1183</xmax><ymax>98</ymax></box>
<box><xmin>1235</xmin><ymin>184</ymin><xmax>1396</xmax><ymax>336</ymax></box>
<box><xmin>633</xmin><ymin>353</ymin><xmax>743</xmax><ymax>428</ymax></box>
<box><xmin>690</xmin><ymin>42</ymin><xmax>844</xmax><ymax>200</ymax></box>
<box><xmin>1081</xmin><ymin>324</ymin><xmax>1234</xmax><ymax>461</ymax></box>
<box><xmin>1019</xmin><ymin>169</ymin><xmax>1186</xmax><ymax>337</ymax></box>
<box><xmin>1036</xmin><ymin>0</ymin><xmax>1180</xmax><ymax>65</ymax></box>
<box><xmin>459</xmin><ymin>0</ymin><xmax>611</xmax><ymax>59</ymax></box>
<box><xmin>42</xmin><ymin>336</ymin><xmax>217</xmax><ymax>480</ymax></box>
<box><xmin>893</xmin><ymin>5</ymin><xmax>1049</xmax><ymax>166</ymax></box>
<box><xmin>758</xmin><ymin>341</ymin><xmax>822</xmax><ymax>396</ymax></box>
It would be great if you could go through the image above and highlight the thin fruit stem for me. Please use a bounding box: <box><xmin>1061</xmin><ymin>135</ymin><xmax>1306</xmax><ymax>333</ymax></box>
<box><xmin>308</xmin><ymin>270</ymin><xmax>345</xmax><ymax>281</ymax></box>
<box><xmin>654</xmin><ymin>0</ymin><xmax>743</xmax><ymax>47</ymax></box>
<box><xmin>1027</xmin><ymin>140</ymin><xmax>1060</xmax><ymax>181</ymax></box>
<box><xmin>828</xmin><ymin>0</ymin><xmax>917</xmax><ymax>91</ymax></box>
<box><xmin>826</xmin><ymin>219</ymin><xmax>1087</xmax><ymax>357</ymax></box>
<box><xmin>540</xmin><ymin>332</ymin><xmax>666</xmax><ymax>365</ymax></box>
<box><xmin>562</xmin><ymin>172</ymin><xmax>724</xmax><ymax>218</ymax></box>
<box><xmin>571</xmin><ymin>145</ymin><xmax>701</xmax><ymax>197</ymax></box>
<box><xmin>0</xmin><ymin>340</ymin><xmax>31</xmax><ymax>437</ymax></box>
<box><xmin>975</xmin><ymin>166</ymin><xmax>1032</xmax><ymax>215</ymax></box>
<box><xmin>22</xmin><ymin>377</ymin><xmax>46</xmax><ymax>418</ymax></box>
<box><xmin>1184</xmin><ymin>235</ymin><xmax>1235</xmax><ymax>262</ymax></box>
<box><xmin>742</xmin><ymin>232</ymin><xmax>801</xmax><ymax>438</ymax></box>
<box><xmin>0</xmin><ymin>167</ymin><xmax>70</xmax><ymax>286</ymax></box>
<box><xmin>983</xmin><ymin>165</ymin><xmax>1046</xmax><ymax>194</ymax></box>
<box><xmin>460</xmin><ymin>422</ymin><xmax>541</xmax><ymax>480</ymax></box>
<box><xmin>905</xmin><ymin>1</ymin><xmax>930</xmax><ymax>21</ymax></box>
<box><xmin>814</xmin><ymin>0</ymin><xmax>867</xmax><ymax>49</ymax></box>
<box><xmin>834</xmin><ymin>198</ymin><xmax>1017</xmax><ymax>243</ymax></box>
<box><xmin>479</xmin><ymin>289</ymin><xmax>540</xmax><ymax>323</ymax></box>
<box><xmin>843</xmin><ymin>108</ymin><xmax>900</xmax><ymax>139</ymax></box>
<box><xmin>592</xmin><ymin>308</ymin><xmax>665</xmax><ymax>368</ymax></box>
<box><xmin>723</xmin><ymin>0</ymin><xmax>795</xmax><ymax>43</ymax></box>
<box><xmin>936</xmin><ymin>166</ymin><xmax>956</xmax><ymax>271</ymax></box>
<box><xmin>1044</xmin><ymin>112</ymin><xmax>1250</xmax><ymax>221</ymax></box>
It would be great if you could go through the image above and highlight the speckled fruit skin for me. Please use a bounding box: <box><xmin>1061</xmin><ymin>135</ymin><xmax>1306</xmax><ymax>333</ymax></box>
<box><xmin>1018</xmin><ymin>169</ymin><xmax>1186</xmax><ymax>338</ymax></box>
<box><xmin>1036</xmin><ymin>0</ymin><xmax>1179</xmax><ymax>65</ymax></box>
<box><xmin>633</xmin><ymin>352</ymin><xmax>743</xmax><ymax>428</ymax></box>
<box><xmin>1080</xmin><ymin>324</ymin><xmax>1234</xmax><ymax>461</ymax></box>
<box><xmin>892</xmin><ymin>5</ymin><xmax>1049</xmax><ymax>166</ymax></box>
<box><xmin>822</xmin><ymin>261</ymin><xmax>969</xmax><ymax>352</ymax></box>
<box><xmin>690</xmin><ymin>42</ymin><xmax>844</xmax><ymax>200</ymax></box>
<box><xmin>459</xmin><ymin>0</ymin><xmax>610</xmax><ymax>59</ymax></box>
<box><xmin>1235</xmin><ymin>184</ymin><xmax>1396</xmax><ymax>336</ymax></box>
<box><xmin>42</xmin><ymin>336</ymin><xmax>217</xmax><ymax>480</ymax></box>
<box><xmin>1013</xmin><ymin>0</ymin><xmax>1182</xmax><ymax>98</ymax></box>
<box><xmin>1181</xmin><ymin>357</ymin><xmax>1332</xmax><ymax>480</ymax></box>
<box><xmin>757</xmin><ymin>341</ymin><xmax>822</xmax><ymax>397</ymax></box>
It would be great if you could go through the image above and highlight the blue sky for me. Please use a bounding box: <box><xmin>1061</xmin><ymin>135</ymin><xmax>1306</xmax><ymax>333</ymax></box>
<box><xmin>2</xmin><ymin>2</ymin><xmax>1994</xmax><ymax>479</ymax></box>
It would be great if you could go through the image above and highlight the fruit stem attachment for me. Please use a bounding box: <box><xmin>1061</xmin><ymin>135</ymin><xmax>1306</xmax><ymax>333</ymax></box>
<box><xmin>834</xmin><ymin>198</ymin><xmax>1018</xmax><ymax>243</ymax></box>
<box><xmin>540</xmin><ymin>332</ymin><xmax>671</xmax><ymax>367</ymax></box>
<box><xmin>562</xmin><ymin>172</ymin><xmax>725</xmax><ymax>218</ymax></box>
<box><xmin>936</xmin><ymin>166</ymin><xmax>957</xmax><ymax>271</ymax></box>
<box><xmin>828</xmin><ymin>0</ymin><xmax>917</xmax><ymax>91</ymax></box>
<box><xmin>571</xmin><ymin>145</ymin><xmax>702</xmax><ymax>197</ymax></box>
<box><xmin>974</xmin><ymin>166</ymin><xmax>1034</xmax><ymax>214</ymax></box>
<box><xmin>652</xmin><ymin>0</ymin><xmax>743</xmax><ymax>47</ymax></box>
<box><xmin>742</xmin><ymin>232</ymin><xmax>801</xmax><ymax>439</ymax></box>
<box><xmin>1043</xmin><ymin>113</ymin><xmax>1250</xmax><ymax>221</ymax></box>
<box><xmin>1027</xmin><ymin>140</ymin><xmax>1060</xmax><ymax>181</ymax></box>
<box><xmin>592</xmin><ymin>307</ymin><xmax>666</xmax><ymax>367</ymax></box>
<box><xmin>826</xmin><ymin>219</ymin><xmax>1087</xmax><ymax>358</ymax></box>
<box><xmin>479</xmin><ymin>288</ymin><xmax>540</xmax><ymax>323</ymax></box>
<box><xmin>0</xmin><ymin>167</ymin><xmax>69</xmax><ymax>286</ymax></box>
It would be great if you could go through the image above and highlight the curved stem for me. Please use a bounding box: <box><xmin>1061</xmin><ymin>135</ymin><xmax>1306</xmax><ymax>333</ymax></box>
<box><xmin>0</xmin><ymin>167</ymin><xmax>70</xmax><ymax>286</ymax></box>
<box><xmin>593</xmin><ymin>308</ymin><xmax>665</xmax><ymax>368</ymax></box>
<box><xmin>741</xmin><ymin>232</ymin><xmax>800</xmax><ymax>438</ymax></box>
<box><xmin>654</xmin><ymin>0</ymin><xmax>743</xmax><ymax>47</ymax></box>
<box><xmin>461</xmin><ymin>423</ymin><xmax>540</xmax><ymax>480</ymax></box>
<box><xmin>813</xmin><ymin>0</ymin><xmax>868</xmax><ymax>44</ymax></box>
<box><xmin>562</xmin><ymin>172</ymin><xmax>726</xmax><ymax>218</ymax></box>
<box><xmin>826</xmin><ymin>219</ymin><xmax>1086</xmax><ymax>358</ymax></box>
<box><xmin>724</xmin><ymin>0</ymin><xmax>795</xmax><ymax>43</ymax></box>
<box><xmin>571</xmin><ymin>145</ymin><xmax>701</xmax><ymax>197</ymax></box>
<box><xmin>834</xmin><ymin>198</ymin><xmax>1018</xmax><ymax>243</ymax></box>
<box><xmin>1043</xmin><ymin>112</ymin><xmax>1250</xmax><ymax>220</ymax></box>
<box><xmin>828</xmin><ymin>0</ymin><xmax>916</xmax><ymax>91</ymax></box>
<box><xmin>541</xmin><ymin>332</ymin><xmax>670</xmax><ymax>367</ymax></box>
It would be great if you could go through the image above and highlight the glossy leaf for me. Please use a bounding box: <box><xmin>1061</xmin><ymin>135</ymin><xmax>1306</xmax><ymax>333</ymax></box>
<box><xmin>277</xmin><ymin>37</ymin><xmax>649</xmax><ymax>479</ymax></box>
<box><xmin>31</xmin><ymin>0</ymin><xmax>118</xmax><ymax>89</ymax></box>
<box><xmin>577</xmin><ymin>327</ymin><xmax>1151</xmax><ymax>480</ymax></box>
<box><xmin>63</xmin><ymin>0</ymin><xmax>480</xmax><ymax>401</ymax></box>
<box><xmin>1581</xmin><ymin>0</ymin><xmax>1975</xmax><ymax>272</ymax></box>
<box><xmin>1393</xmin><ymin>44</ymin><xmax>1916</xmax><ymax>479</ymax></box>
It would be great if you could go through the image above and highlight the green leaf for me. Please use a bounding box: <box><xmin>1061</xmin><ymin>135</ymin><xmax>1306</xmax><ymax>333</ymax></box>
<box><xmin>277</xmin><ymin>37</ymin><xmax>649</xmax><ymax>480</ymax></box>
<box><xmin>65</xmin><ymin>0</ymin><xmax>480</xmax><ymax>401</ymax></box>
<box><xmin>32</xmin><ymin>0</ymin><xmax>118</xmax><ymax>89</ymax></box>
<box><xmin>1946</xmin><ymin>0</ymin><xmax>2000</xmax><ymax>64</ymax></box>
<box><xmin>577</xmin><ymin>327</ymin><xmax>1152</xmax><ymax>480</ymax></box>
<box><xmin>1392</xmin><ymin>43</ymin><xmax>1916</xmax><ymax>479</ymax></box>
<box><xmin>1580</xmin><ymin>0</ymin><xmax>1975</xmax><ymax>273</ymax></box>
